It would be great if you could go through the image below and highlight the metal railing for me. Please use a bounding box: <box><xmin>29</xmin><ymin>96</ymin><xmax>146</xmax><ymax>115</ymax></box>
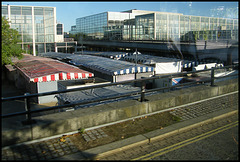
<box><xmin>1</xmin><ymin>64</ymin><xmax>238</xmax><ymax>125</ymax></box>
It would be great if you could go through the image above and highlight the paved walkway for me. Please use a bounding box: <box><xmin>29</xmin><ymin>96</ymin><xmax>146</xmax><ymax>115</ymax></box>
<box><xmin>1</xmin><ymin>91</ymin><xmax>238</xmax><ymax>160</ymax></box>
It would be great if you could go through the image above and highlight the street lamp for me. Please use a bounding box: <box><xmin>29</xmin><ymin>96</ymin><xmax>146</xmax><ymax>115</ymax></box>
<box><xmin>133</xmin><ymin>48</ymin><xmax>141</xmax><ymax>80</ymax></box>
<box><xmin>79</xmin><ymin>35</ymin><xmax>83</xmax><ymax>54</ymax></box>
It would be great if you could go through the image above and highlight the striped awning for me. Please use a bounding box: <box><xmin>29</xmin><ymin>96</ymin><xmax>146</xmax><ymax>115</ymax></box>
<box><xmin>14</xmin><ymin>54</ymin><xmax>94</xmax><ymax>83</ymax></box>
<box><xmin>30</xmin><ymin>71</ymin><xmax>93</xmax><ymax>83</ymax></box>
<box><xmin>113</xmin><ymin>66</ymin><xmax>154</xmax><ymax>75</ymax></box>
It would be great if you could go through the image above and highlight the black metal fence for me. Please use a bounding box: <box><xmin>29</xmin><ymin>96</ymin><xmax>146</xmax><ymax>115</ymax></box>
<box><xmin>1</xmin><ymin>64</ymin><xmax>238</xmax><ymax>125</ymax></box>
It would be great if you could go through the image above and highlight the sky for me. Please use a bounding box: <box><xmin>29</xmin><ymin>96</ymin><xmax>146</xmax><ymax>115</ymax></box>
<box><xmin>2</xmin><ymin>1</ymin><xmax>239</xmax><ymax>32</ymax></box>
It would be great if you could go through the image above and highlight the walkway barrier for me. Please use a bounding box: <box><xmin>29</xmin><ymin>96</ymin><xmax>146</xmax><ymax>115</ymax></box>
<box><xmin>1</xmin><ymin>64</ymin><xmax>238</xmax><ymax>125</ymax></box>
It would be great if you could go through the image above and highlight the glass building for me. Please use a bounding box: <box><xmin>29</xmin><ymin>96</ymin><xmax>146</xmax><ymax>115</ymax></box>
<box><xmin>1</xmin><ymin>5</ymin><xmax>75</xmax><ymax>55</ymax></box>
<box><xmin>2</xmin><ymin>5</ymin><xmax>56</xmax><ymax>55</ymax></box>
<box><xmin>135</xmin><ymin>12</ymin><xmax>238</xmax><ymax>42</ymax></box>
<box><xmin>71</xmin><ymin>9</ymin><xmax>238</xmax><ymax>42</ymax></box>
<box><xmin>73</xmin><ymin>10</ymin><xmax>143</xmax><ymax>40</ymax></box>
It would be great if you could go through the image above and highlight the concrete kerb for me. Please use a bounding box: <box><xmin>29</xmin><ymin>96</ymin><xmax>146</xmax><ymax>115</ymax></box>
<box><xmin>83</xmin><ymin>134</ymin><xmax>149</xmax><ymax>159</ymax></box>
<box><xmin>85</xmin><ymin>108</ymin><xmax>238</xmax><ymax>160</ymax></box>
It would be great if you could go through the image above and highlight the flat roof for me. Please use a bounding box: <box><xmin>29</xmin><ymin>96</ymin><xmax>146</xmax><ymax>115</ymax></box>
<box><xmin>2</xmin><ymin>4</ymin><xmax>55</xmax><ymax>8</ymax></box>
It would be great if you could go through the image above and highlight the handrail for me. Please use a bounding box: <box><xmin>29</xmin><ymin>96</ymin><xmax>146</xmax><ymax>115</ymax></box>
<box><xmin>1</xmin><ymin>64</ymin><xmax>238</xmax><ymax>124</ymax></box>
<box><xmin>0</xmin><ymin>67</ymin><xmax>224</xmax><ymax>101</ymax></box>
<box><xmin>1</xmin><ymin>80</ymin><xmax>207</xmax><ymax>119</ymax></box>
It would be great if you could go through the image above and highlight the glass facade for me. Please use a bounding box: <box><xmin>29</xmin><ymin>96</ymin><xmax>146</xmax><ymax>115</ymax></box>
<box><xmin>156</xmin><ymin>13</ymin><xmax>168</xmax><ymax>40</ymax></box>
<box><xmin>135</xmin><ymin>12</ymin><xmax>238</xmax><ymax>42</ymax></box>
<box><xmin>135</xmin><ymin>13</ymin><xmax>154</xmax><ymax>40</ymax></box>
<box><xmin>1</xmin><ymin>5</ymin><xmax>56</xmax><ymax>55</ymax></box>
<box><xmin>73</xmin><ymin>9</ymin><xmax>238</xmax><ymax>42</ymax></box>
<box><xmin>76</xmin><ymin>12</ymin><xmax>108</xmax><ymax>39</ymax></box>
<box><xmin>178</xmin><ymin>15</ymin><xmax>238</xmax><ymax>42</ymax></box>
<box><xmin>76</xmin><ymin>12</ymin><xmax>136</xmax><ymax>40</ymax></box>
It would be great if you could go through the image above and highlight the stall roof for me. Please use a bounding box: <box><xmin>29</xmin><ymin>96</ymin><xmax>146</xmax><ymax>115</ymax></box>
<box><xmin>56</xmin><ymin>85</ymin><xmax>141</xmax><ymax>109</ymax></box>
<box><xmin>74</xmin><ymin>51</ymin><xmax>129</xmax><ymax>59</ymax></box>
<box><xmin>122</xmin><ymin>54</ymin><xmax>182</xmax><ymax>64</ymax></box>
<box><xmin>122</xmin><ymin>54</ymin><xmax>199</xmax><ymax>69</ymax></box>
<box><xmin>38</xmin><ymin>52</ymin><xmax>73</xmax><ymax>60</ymax></box>
<box><xmin>14</xmin><ymin>54</ymin><xmax>94</xmax><ymax>83</ymax></box>
<box><xmin>39</xmin><ymin>52</ymin><xmax>154</xmax><ymax>76</ymax></box>
<box><xmin>69</xmin><ymin>54</ymin><xmax>154</xmax><ymax>76</ymax></box>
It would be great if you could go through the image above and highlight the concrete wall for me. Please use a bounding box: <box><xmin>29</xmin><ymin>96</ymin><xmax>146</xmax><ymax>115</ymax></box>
<box><xmin>2</xmin><ymin>78</ymin><xmax>238</xmax><ymax>146</ymax></box>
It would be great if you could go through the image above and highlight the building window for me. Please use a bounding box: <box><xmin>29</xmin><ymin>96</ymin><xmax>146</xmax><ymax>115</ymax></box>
<box><xmin>57</xmin><ymin>24</ymin><xmax>63</xmax><ymax>35</ymax></box>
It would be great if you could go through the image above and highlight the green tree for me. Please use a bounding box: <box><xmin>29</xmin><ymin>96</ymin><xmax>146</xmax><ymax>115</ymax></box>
<box><xmin>203</xmin><ymin>29</ymin><xmax>208</xmax><ymax>50</ymax></box>
<box><xmin>203</xmin><ymin>29</ymin><xmax>208</xmax><ymax>41</ymax></box>
<box><xmin>2</xmin><ymin>16</ymin><xmax>24</xmax><ymax>65</ymax></box>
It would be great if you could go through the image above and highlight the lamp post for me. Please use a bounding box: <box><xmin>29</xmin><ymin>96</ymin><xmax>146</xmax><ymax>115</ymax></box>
<box><xmin>79</xmin><ymin>35</ymin><xmax>83</xmax><ymax>54</ymax></box>
<box><xmin>133</xmin><ymin>48</ymin><xmax>141</xmax><ymax>80</ymax></box>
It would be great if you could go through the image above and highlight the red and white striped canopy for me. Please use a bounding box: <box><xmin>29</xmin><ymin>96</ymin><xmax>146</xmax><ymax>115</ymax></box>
<box><xmin>14</xmin><ymin>54</ymin><xmax>94</xmax><ymax>83</ymax></box>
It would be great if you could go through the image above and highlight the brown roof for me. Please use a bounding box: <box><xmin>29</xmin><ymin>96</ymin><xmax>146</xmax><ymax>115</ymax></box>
<box><xmin>14</xmin><ymin>54</ymin><xmax>94</xmax><ymax>82</ymax></box>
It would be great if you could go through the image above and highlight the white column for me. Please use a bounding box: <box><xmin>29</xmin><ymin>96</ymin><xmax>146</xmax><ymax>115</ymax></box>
<box><xmin>167</xmin><ymin>14</ymin><xmax>169</xmax><ymax>40</ymax></box>
<box><xmin>7</xmin><ymin>5</ymin><xmax>11</xmax><ymax>27</ymax></box>
<box><xmin>178</xmin><ymin>15</ymin><xmax>180</xmax><ymax>40</ymax></box>
<box><xmin>53</xmin><ymin>7</ymin><xmax>57</xmax><ymax>52</ymax></box>
<box><xmin>43</xmin><ymin>8</ymin><xmax>46</xmax><ymax>53</ymax></box>
<box><xmin>32</xmin><ymin>6</ymin><xmax>36</xmax><ymax>56</ymax></box>
<box><xmin>154</xmin><ymin>13</ymin><xmax>156</xmax><ymax>40</ymax></box>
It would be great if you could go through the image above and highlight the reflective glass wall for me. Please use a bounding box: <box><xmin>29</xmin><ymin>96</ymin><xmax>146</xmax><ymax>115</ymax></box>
<box><xmin>2</xmin><ymin>5</ymin><xmax>55</xmax><ymax>43</ymax></box>
<box><xmin>179</xmin><ymin>15</ymin><xmax>238</xmax><ymax>42</ymax></box>
<box><xmin>74</xmin><ymin>9</ymin><xmax>238</xmax><ymax>42</ymax></box>
<box><xmin>156</xmin><ymin>13</ymin><xmax>168</xmax><ymax>40</ymax></box>
<box><xmin>135</xmin><ymin>13</ymin><xmax>154</xmax><ymax>40</ymax></box>
<box><xmin>1</xmin><ymin>5</ymin><xmax>56</xmax><ymax>54</ymax></box>
<box><xmin>76</xmin><ymin>12</ymin><xmax>133</xmax><ymax>40</ymax></box>
<box><xmin>34</xmin><ymin>7</ymin><xmax>55</xmax><ymax>43</ymax></box>
<box><xmin>1</xmin><ymin>6</ymin><xmax>8</xmax><ymax>19</ymax></box>
<box><xmin>76</xmin><ymin>12</ymin><xmax>108</xmax><ymax>39</ymax></box>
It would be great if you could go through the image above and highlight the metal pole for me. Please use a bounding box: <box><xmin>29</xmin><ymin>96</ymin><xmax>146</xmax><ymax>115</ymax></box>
<box><xmin>211</xmin><ymin>67</ymin><xmax>215</xmax><ymax>86</ymax></box>
<box><xmin>134</xmin><ymin>48</ymin><xmax>138</xmax><ymax>86</ymax></box>
<box><xmin>140</xmin><ymin>80</ymin><xmax>146</xmax><ymax>102</ymax></box>
<box><xmin>22</xmin><ymin>93</ymin><xmax>36</xmax><ymax>125</ymax></box>
<box><xmin>24</xmin><ymin>93</ymin><xmax>30</xmax><ymax>121</ymax></box>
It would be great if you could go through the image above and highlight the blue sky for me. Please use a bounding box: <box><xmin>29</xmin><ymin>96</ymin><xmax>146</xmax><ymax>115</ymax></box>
<box><xmin>2</xmin><ymin>1</ymin><xmax>238</xmax><ymax>32</ymax></box>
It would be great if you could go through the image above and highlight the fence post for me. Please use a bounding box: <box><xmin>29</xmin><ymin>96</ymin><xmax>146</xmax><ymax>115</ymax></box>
<box><xmin>22</xmin><ymin>93</ymin><xmax>36</xmax><ymax>125</ymax></box>
<box><xmin>211</xmin><ymin>67</ymin><xmax>215</xmax><ymax>86</ymax></box>
<box><xmin>140</xmin><ymin>80</ymin><xmax>146</xmax><ymax>102</ymax></box>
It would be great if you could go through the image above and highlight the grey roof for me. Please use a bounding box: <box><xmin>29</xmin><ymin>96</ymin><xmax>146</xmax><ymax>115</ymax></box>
<box><xmin>122</xmin><ymin>54</ymin><xmax>182</xmax><ymax>65</ymax></box>
<box><xmin>69</xmin><ymin>54</ymin><xmax>154</xmax><ymax>75</ymax></box>
<box><xmin>55</xmin><ymin>85</ymin><xmax>141</xmax><ymax>109</ymax></box>
<box><xmin>38</xmin><ymin>52</ymin><xmax>73</xmax><ymax>60</ymax></box>
<box><xmin>39</xmin><ymin>52</ymin><xmax>154</xmax><ymax>76</ymax></box>
<box><xmin>74</xmin><ymin>51</ymin><xmax>129</xmax><ymax>59</ymax></box>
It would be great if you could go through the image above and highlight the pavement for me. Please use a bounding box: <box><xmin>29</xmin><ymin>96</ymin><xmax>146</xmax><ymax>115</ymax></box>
<box><xmin>1</xmin><ymin>89</ymin><xmax>238</xmax><ymax>160</ymax></box>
